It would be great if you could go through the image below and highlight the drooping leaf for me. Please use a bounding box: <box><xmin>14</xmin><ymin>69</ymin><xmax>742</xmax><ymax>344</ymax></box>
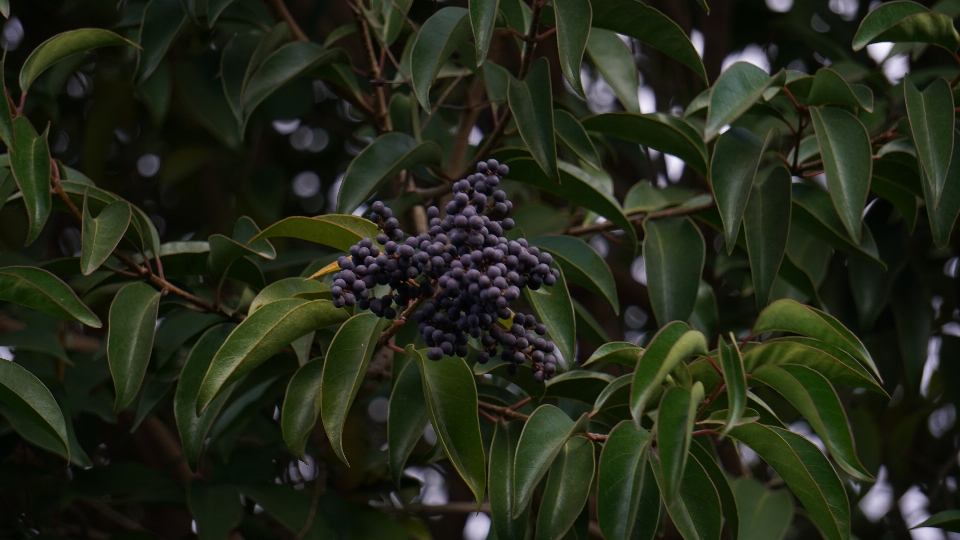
<box><xmin>513</xmin><ymin>404</ymin><xmax>586</xmax><ymax>516</ymax></box>
<box><xmin>137</xmin><ymin>0</ymin><xmax>189</xmax><ymax>83</ymax></box>
<box><xmin>535</xmin><ymin>437</ymin><xmax>595</xmax><ymax>540</ymax></box>
<box><xmin>728</xmin><ymin>423</ymin><xmax>849</xmax><ymax>540</ymax></box>
<box><xmin>710</xmin><ymin>127</ymin><xmax>764</xmax><ymax>252</ymax></box>
<box><xmin>809</xmin><ymin>106</ymin><xmax>872</xmax><ymax>243</ymax></box>
<box><xmin>597</xmin><ymin>421</ymin><xmax>653</xmax><ymax>540</ymax></box>
<box><xmin>410</xmin><ymin>7</ymin><xmax>472</xmax><ymax>108</ymax></box>
<box><xmin>553</xmin><ymin>0</ymin><xmax>592</xmax><ymax>98</ymax></box>
<box><xmin>852</xmin><ymin>1</ymin><xmax>960</xmax><ymax>52</ymax></box>
<box><xmin>251</xmin><ymin>214</ymin><xmax>383</xmax><ymax>251</ymax></box>
<box><xmin>469</xmin><ymin>0</ymin><xmax>499</xmax><ymax>65</ymax></box>
<box><xmin>20</xmin><ymin>29</ymin><xmax>137</xmax><ymax>93</ymax></box>
<box><xmin>630</xmin><ymin>322</ymin><xmax>707</xmax><ymax>423</ymax></box>
<box><xmin>650</xmin><ymin>451</ymin><xmax>723</xmax><ymax>540</ymax></box>
<box><xmin>508</xmin><ymin>58</ymin><xmax>559</xmax><ymax>182</ymax></box>
<box><xmin>582</xmin><ymin>112</ymin><xmax>708</xmax><ymax>176</ymax></box>
<box><xmin>523</xmin><ymin>265</ymin><xmax>576</xmax><ymax>365</ymax></box>
<box><xmin>10</xmin><ymin>116</ymin><xmax>51</xmax><ymax>246</ymax></box>
<box><xmin>80</xmin><ymin>197</ymin><xmax>131</xmax><ymax>276</ymax></box>
<box><xmin>705</xmin><ymin>62</ymin><xmax>773</xmax><ymax>141</ymax></box>
<box><xmin>188</xmin><ymin>481</ymin><xmax>243</xmax><ymax>540</ymax></box>
<box><xmin>337</xmin><ymin>133</ymin><xmax>442</xmax><ymax>213</ymax></box>
<box><xmin>656</xmin><ymin>383</ymin><xmax>704</xmax><ymax>502</ymax></box>
<box><xmin>490</xmin><ymin>420</ymin><xmax>529</xmax><ymax>540</ymax></box>
<box><xmin>411</xmin><ymin>347</ymin><xmax>487</xmax><ymax>505</ymax></box>
<box><xmin>731</xmin><ymin>477</ymin><xmax>793</xmax><ymax>540</ymax></box>
<box><xmin>0</xmin><ymin>266</ymin><xmax>101</xmax><ymax>328</ymax></box>
<box><xmin>585</xmin><ymin>28</ymin><xmax>640</xmax><ymax>112</ymax></box>
<box><xmin>321</xmin><ymin>313</ymin><xmax>388</xmax><ymax>465</ymax></box>
<box><xmin>642</xmin><ymin>217</ymin><xmax>706</xmax><ymax>326</ymax></box>
<box><xmin>0</xmin><ymin>360</ymin><xmax>69</xmax><ymax>460</ymax></box>
<box><xmin>107</xmin><ymin>283</ymin><xmax>161</xmax><ymax>411</ymax></box>
<box><xmin>905</xmin><ymin>77</ymin><xmax>955</xmax><ymax>208</ymax></box>
<box><xmin>744</xmin><ymin>166</ymin><xmax>792</xmax><ymax>309</ymax></box>
<box><xmin>281</xmin><ymin>359</ymin><xmax>323</xmax><ymax>460</ymax></box>
<box><xmin>581</xmin><ymin>342</ymin><xmax>642</xmax><ymax>368</ymax></box>
<box><xmin>196</xmin><ymin>299</ymin><xmax>348</xmax><ymax>413</ymax></box>
<box><xmin>388</xmin><ymin>360</ymin><xmax>429</xmax><ymax>486</ymax></box>
<box><xmin>553</xmin><ymin>110</ymin><xmax>602</xmax><ymax>170</ymax></box>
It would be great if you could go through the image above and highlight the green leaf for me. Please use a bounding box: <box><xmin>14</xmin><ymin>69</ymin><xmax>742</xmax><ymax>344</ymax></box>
<box><xmin>388</xmin><ymin>359</ymin><xmax>429</xmax><ymax>486</ymax></box>
<box><xmin>206</xmin><ymin>0</ymin><xmax>237</xmax><ymax>25</ymax></box>
<box><xmin>470</xmin><ymin>0</ymin><xmax>499</xmax><ymax>65</ymax></box>
<box><xmin>241</xmin><ymin>483</ymin><xmax>335</xmax><ymax>539</ymax></box>
<box><xmin>925</xmin><ymin>129</ymin><xmax>960</xmax><ymax>247</ymax></box>
<box><xmin>719</xmin><ymin>333</ymin><xmax>747</xmax><ymax>436</ymax></box>
<box><xmin>382</xmin><ymin>0</ymin><xmax>413</xmax><ymax>45</ymax></box>
<box><xmin>490</xmin><ymin>420</ymin><xmax>529</xmax><ymax>540</ymax></box>
<box><xmin>0</xmin><ymin>328</ymin><xmax>69</xmax><ymax>364</ymax></box>
<box><xmin>911</xmin><ymin>510</ymin><xmax>960</xmax><ymax>532</ymax></box>
<box><xmin>251</xmin><ymin>214</ymin><xmax>383</xmax><ymax>250</ymax></box>
<box><xmin>643</xmin><ymin>217</ymin><xmax>706</xmax><ymax>326</ymax></box>
<box><xmin>553</xmin><ymin>0</ymin><xmax>592</xmax><ymax>98</ymax></box>
<box><xmin>0</xmin><ymin>266</ymin><xmax>101</xmax><ymax>328</ymax></box>
<box><xmin>809</xmin><ymin>106</ymin><xmax>872</xmax><ymax>243</ymax></box>
<box><xmin>656</xmin><ymin>383</ymin><xmax>703</xmax><ymax>502</ymax></box>
<box><xmin>630</xmin><ymin>322</ymin><xmax>707</xmax><ymax>423</ymax></box>
<box><xmin>174</xmin><ymin>323</ymin><xmax>236</xmax><ymax>469</ymax></box>
<box><xmin>592</xmin><ymin>373</ymin><xmax>631</xmax><ymax>415</ymax></box>
<box><xmin>731</xmin><ymin>477</ymin><xmax>793</xmax><ymax>540</ymax></box>
<box><xmin>590</xmin><ymin>0</ymin><xmax>706</xmax><ymax>83</ymax></box>
<box><xmin>523</xmin><ymin>265</ymin><xmax>576</xmax><ymax>365</ymax></box>
<box><xmin>10</xmin><ymin>116</ymin><xmax>51</xmax><ymax>246</ymax></box>
<box><xmin>905</xmin><ymin>77</ymin><xmax>955</xmax><ymax>208</ymax></box>
<box><xmin>753</xmin><ymin>299</ymin><xmax>880</xmax><ymax>381</ymax></box>
<box><xmin>279</xmin><ymin>358</ymin><xmax>323</xmax><ymax>460</ymax></box>
<box><xmin>791</xmin><ymin>183</ymin><xmax>883</xmax><ymax>264</ymax></box>
<box><xmin>80</xmin><ymin>196</ymin><xmax>131</xmax><ymax>276</ymax></box>
<box><xmin>220</xmin><ymin>31</ymin><xmax>261</xmax><ymax>121</ymax></box>
<box><xmin>727</xmin><ymin>423</ymin><xmax>849</xmax><ymax>540</ymax></box>
<box><xmin>582</xmin><ymin>112</ymin><xmax>708</xmax><ymax>176</ymax></box>
<box><xmin>585</xmin><ymin>28</ymin><xmax>640</xmax><ymax>112</ymax></box>
<box><xmin>174</xmin><ymin>60</ymin><xmax>242</xmax><ymax>149</ymax></box>
<box><xmin>710</xmin><ymin>127</ymin><xmax>764</xmax><ymax>252</ymax></box>
<box><xmin>624</xmin><ymin>181</ymin><xmax>695</xmax><ymax>214</ymax></box>
<box><xmin>744</xmin><ymin>166</ymin><xmax>792</xmax><ymax>309</ymax></box>
<box><xmin>411</xmin><ymin>347</ymin><xmax>487</xmax><ymax>505</ymax></box>
<box><xmin>137</xmin><ymin>0</ymin><xmax>189</xmax><ymax>83</ymax></box>
<box><xmin>597</xmin><ymin>421</ymin><xmax>653</xmax><ymax>540</ymax></box>
<box><xmin>689</xmin><ymin>439</ymin><xmax>739</xmax><ymax>538</ymax></box>
<box><xmin>207</xmin><ymin>216</ymin><xmax>276</xmax><ymax>285</ymax></box>
<box><xmin>20</xmin><ymin>29</ymin><xmax>137</xmax><ymax>93</ymax></box>
<box><xmin>742</xmin><ymin>337</ymin><xmax>884</xmax><ymax>394</ymax></box>
<box><xmin>250</xmin><ymin>277</ymin><xmax>329</xmax><ymax>314</ymax></box>
<box><xmin>0</xmin><ymin>0</ymin><xmax>8</xmax><ymax>18</ymax></box>
<box><xmin>107</xmin><ymin>283</ymin><xmax>161</xmax><ymax>411</ymax></box>
<box><xmin>690</xmin><ymin>281</ymin><xmax>719</xmax><ymax>340</ymax></box>
<box><xmin>196</xmin><ymin>299</ymin><xmax>348</xmax><ymax>413</ymax></box>
<box><xmin>513</xmin><ymin>405</ymin><xmax>585</xmax><ymax>516</ymax></box>
<box><xmin>752</xmin><ymin>364</ymin><xmax>872</xmax><ymax>481</ymax></box>
<box><xmin>321</xmin><ymin>313</ymin><xmax>387</xmax><ymax>465</ymax></box>
<box><xmin>410</xmin><ymin>7</ymin><xmax>472</xmax><ymax>108</ymax></box>
<box><xmin>574</xmin><ymin>298</ymin><xmax>613</xmax><ymax>345</ymax></box>
<box><xmin>705</xmin><ymin>62</ymin><xmax>773</xmax><ymax>141</ymax></box>
<box><xmin>535</xmin><ymin>437</ymin><xmax>595</xmax><ymax>540</ymax></box>
<box><xmin>808</xmin><ymin>68</ymin><xmax>870</xmax><ymax>112</ymax></box>
<box><xmin>543</xmin><ymin>371</ymin><xmax>615</xmax><ymax>404</ymax></box>
<box><xmin>581</xmin><ymin>341</ymin><xmax>641</xmax><ymax>368</ymax></box>
<box><xmin>651</xmin><ymin>451</ymin><xmax>723</xmax><ymax>540</ymax></box>
<box><xmin>337</xmin><ymin>132</ymin><xmax>442</xmax><ymax>213</ymax></box>
<box><xmin>188</xmin><ymin>481</ymin><xmax>243</xmax><ymax>540</ymax></box>
<box><xmin>852</xmin><ymin>0</ymin><xmax>960</xmax><ymax>52</ymax></box>
<box><xmin>508</xmin><ymin>59</ymin><xmax>559</xmax><ymax>183</ymax></box>
<box><xmin>0</xmin><ymin>360</ymin><xmax>69</xmax><ymax>460</ymax></box>
<box><xmin>553</xmin><ymin>110</ymin><xmax>602</xmax><ymax>170</ymax></box>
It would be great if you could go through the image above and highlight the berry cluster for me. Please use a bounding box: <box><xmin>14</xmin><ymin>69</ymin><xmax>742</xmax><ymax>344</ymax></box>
<box><xmin>330</xmin><ymin>159</ymin><xmax>561</xmax><ymax>380</ymax></box>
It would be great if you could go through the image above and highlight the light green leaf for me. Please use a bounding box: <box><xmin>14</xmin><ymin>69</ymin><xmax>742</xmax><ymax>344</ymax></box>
<box><xmin>470</xmin><ymin>0</ymin><xmax>499</xmax><ymax>65</ymax></box>
<box><xmin>410</xmin><ymin>7</ymin><xmax>472</xmax><ymax>108</ymax></box>
<box><xmin>582</xmin><ymin>112</ymin><xmax>708</xmax><ymax>176</ymax></box>
<box><xmin>535</xmin><ymin>437</ymin><xmax>595</xmax><ymax>540</ymax></box>
<box><xmin>656</xmin><ymin>383</ymin><xmax>703</xmax><ymax>502</ymax></box>
<box><xmin>0</xmin><ymin>360</ymin><xmax>69</xmax><ymax>460</ymax></box>
<box><xmin>513</xmin><ymin>404</ymin><xmax>585</xmax><ymax>516</ymax></box>
<box><xmin>388</xmin><ymin>359</ymin><xmax>429</xmax><ymax>486</ymax></box>
<box><xmin>196</xmin><ymin>299</ymin><xmax>348</xmax><ymax>413</ymax></box>
<box><xmin>188</xmin><ymin>481</ymin><xmax>243</xmax><ymax>540</ymax></box>
<box><xmin>905</xmin><ymin>77</ymin><xmax>955</xmax><ymax>208</ymax></box>
<box><xmin>585</xmin><ymin>28</ymin><xmax>640</xmax><ymax>112</ymax></box>
<box><xmin>107</xmin><ymin>283</ymin><xmax>161</xmax><ymax>411</ymax></box>
<box><xmin>20</xmin><ymin>29</ymin><xmax>137</xmax><ymax>93</ymax></box>
<box><xmin>744</xmin><ymin>166</ymin><xmax>792</xmax><ymax>309</ymax></box>
<box><xmin>80</xmin><ymin>197</ymin><xmax>131</xmax><ymax>276</ymax></box>
<box><xmin>553</xmin><ymin>110</ymin><xmax>602</xmax><ymax>170</ymax></box>
<box><xmin>137</xmin><ymin>0</ymin><xmax>189</xmax><ymax>83</ymax></box>
<box><xmin>710</xmin><ymin>127</ymin><xmax>764</xmax><ymax>252</ymax></box>
<box><xmin>852</xmin><ymin>0</ymin><xmax>960</xmax><ymax>52</ymax></box>
<box><xmin>523</xmin><ymin>265</ymin><xmax>576</xmax><ymax>365</ymax></box>
<box><xmin>719</xmin><ymin>333</ymin><xmax>747</xmax><ymax>436</ymax></box>
<box><xmin>250</xmin><ymin>277</ymin><xmax>330</xmax><ymax>314</ymax></box>
<box><xmin>732</xmin><ymin>477</ymin><xmax>793</xmax><ymax>540</ymax></box>
<box><xmin>643</xmin><ymin>217</ymin><xmax>706</xmax><ymax>326</ymax></box>
<box><xmin>581</xmin><ymin>342</ymin><xmax>642</xmax><ymax>368</ymax></box>
<box><xmin>281</xmin><ymin>358</ymin><xmax>323</xmax><ymax>460</ymax></box>
<box><xmin>651</xmin><ymin>451</ymin><xmax>723</xmax><ymax>540</ymax></box>
<box><xmin>809</xmin><ymin>106</ymin><xmax>872</xmax><ymax>243</ymax></box>
<box><xmin>10</xmin><ymin>116</ymin><xmax>51</xmax><ymax>246</ymax></box>
<box><xmin>630</xmin><ymin>322</ymin><xmax>707</xmax><ymax>423</ymax></box>
<box><xmin>490</xmin><ymin>420</ymin><xmax>529</xmax><ymax>540</ymax></box>
<box><xmin>508</xmin><ymin>58</ymin><xmax>559</xmax><ymax>182</ymax></box>
<box><xmin>705</xmin><ymin>62</ymin><xmax>773</xmax><ymax>141</ymax></box>
<box><xmin>251</xmin><ymin>214</ymin><xmax>383</xmax><ymax>250</ymax></box>
<box><xmin>0</xmin><ymin>266</ymin><xmax>101</xmax><ymax>328</ymax></box>
<box><xmin>597</xmin><ymin>421</ymin><xmax>653</xmax><ymax>540</ymax></box>
<box><xmin>554</xmin><ymin>0</ymin><xmax>592</xmax><ymax>98</ymax></box>
<box><xmin>337</xmin><ymin>132</ymin><xmax>442</xmax><ymax>213</ymax></box>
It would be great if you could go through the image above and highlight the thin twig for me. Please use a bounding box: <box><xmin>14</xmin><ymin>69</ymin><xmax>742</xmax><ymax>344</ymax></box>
<box><xmin>266</xmin><ymin>0</ymin><xmax>308</xmax><ymax>41</ymax></box>
<box><xmin>478</xmin><ymin>400</ymin><xmax>530</xmax><ymax>421</ymax></box>
<box><xmin>566</xmin><ymin>198</ymin><xmax>716</xmax><ymax>237</ymax></box>
<box><xmin>354</xmin><ymin>0</ymin><xmax>392</xmax><ymax>133</ymax></box>
<box><xmin>422</xmin><ymin>75</ymin><xmax>464</xmax><ymax>129</ymax></box>
<box><xmin>376</xmin><ymin>287</ymin><xmax>435</xmax><ymax>348</ymax></box>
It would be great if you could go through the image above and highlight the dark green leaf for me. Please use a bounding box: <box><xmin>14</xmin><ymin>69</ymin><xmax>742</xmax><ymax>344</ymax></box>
<box><xmin>597</xmin><ymin>421</ymin><xmax>653</xmax><ymax>540</ymax></box>
<box><xmin>727</xmin><ymin>423</ymin><xmax>849</xmax><ymax>540</ymax></box>
<box><xmin>624</xmin><ymin>181</ymin><xmax>695</xmax><ymax>214</ymax></box>
<box><xmin>382</xmin><ymin>0</ymin><xmax>413</xmax><ymax>45</ymax></box>
<box><xmin>925</xmin><ymin>129</ymin><xmax>960</xmax><ymax>247</ymax></box>
<box><xmin>852</xmin><ymin>1</ymin><xmax>960</xmax><ymax>52</ymax></box>
<box><xmin>337</xmin><ymin>133</ymin><xmax>442</xmax><ymax>213</ymax></box>
<box><xmin>808</xmin><ymin>68</ymin><xmax>869</xmax><ymax>112</ymax></box>
<box><xmin>911</xmin><ymin>510</ymin><xmax>960</xmax><ymax>532</ymax></box>
<box><xmin>174</xmin><ymin>60</ymin><xmax>242</xmax><ymax>149</ymax></box>
<box><xmin>581</xmin><ymin>341</ymin><xmax>641</xmax><ymax>368</ymax></box>
<box><xmin>535</xmin><ymin>437</ymin><xmax>595</xmax><ymax>540</ymax></box>
<box><xmin>705</xmin><ymin>62</ymin><xmax>773</xmax><ymax>141</ymax></box>
<box><xmin>690</xmin><ymin>280</ymin><xmax>719</xmax><ymax>340</ymax></box>
<box><xmin>905</xmin><ymin>77</ymin><xmax>955</xmax><ymax>208</ymax></box>
<box><xmin>388</xmin><ymin>359</ymin><xmax>429</xmax><ymax>486</ymax></box>
<box><xmin>651</xmin><ymin>451</ymin><xmax>723</xmax><ymax>540</ymax></box>
<box><xmin>10</xmin><ymin>116</ymin><xmax>51</xmax><ymax>246</ymax></box>
<box><xmin>137</xmin><ymin>0</ymin><xmax>189</xmax><ymax>83</ymax></box>
<box><xmin>490</xmin><ymin>420</ymin><xmax>529</xmax><ymax>540</ymax></box>
<box><xmin>0</xmin><ymin>266</ymin><xmax>101</xmax><ymax>327</ymax></box>
<box><xmin>241</xmin><ymin>483</ymin><xmax>335</xmax><ymax>539</ymax></box>
<box><xmin>689</xmin><ymin>439</ymin><xmax>739</xmax><ymax>538</ymax></box>
<box><xmin>742</xmin><ymin>337</ymin><xmax>884</xmax><ymax>394</ymax></box>
<box><xmin>744</xmin><ymin>166</ymin><xmax>792</xmax><ymax>309</ymax></box>
<box><xmin>20</xmin><ymin>29</ymin><xmax>137</xmax><ymax>93</ymax></box>
<box><xmin>543</xmin><ymin>371</ymin><xmax>615</xmax><ymax>404</ymax></box>
<box><xmin>523</xmin><ymin>265</ymin><xmax>576</xmax><ymax>365</ymax></box>
<box><xmin>0</xmin><ymin>360</ymin><xmax>69</xmax><ymax>460</ymax></box>
<box><xmin>281</xmin><ymin>358</ymin><xmax>323</xmax><ymax>459</ymax></box>
<box><xmin>592</xmin><ymin>374</ymin><xmax>631</xmax><ymax>414</ymax></box>
<box><xmin>630</xmin><ymin>322</ymin><xmax>707</xmax><ymax>423</ymax></box>
<box><xmin>643</xmin><ymin>217</ymin><xmax>706</xmax><ymax>326</ymax></box>
<box><xmin>585</xmin><ymin>28</ymin><xmax>640</xmax><ymax>112</ymax></box>
<box><xmin>220</xmin><ymin>31</ymin><xmax>261</xmax><ymax>121</ymax></box>
<box><xmin>656</xmin><ymin>383</ymin><xmax>703</xmax><ymax>502</ymax></box>
<box><xmin>207</xmin><ymin>216</ymin><xmax>276</xmax><ymax>285</ymax></box>
<box><xmin>513</xmin><ymin>404</ymin><xmax>586</xmax><ymax>516</ymax></box>
<box><xmin>252</xmin><ymin>214</ymin><xmax>383</xmax><ymax>250</ymax></box>
<box><xmin>250</xmin><ymin>277</ymin><xmax>330</xmax><ymax>314</ymax></box>
<box><xmin>731</xmin><ymin>477</ymin><xmax>793</xmax><ymax>540</ymax></box>
<box><xmin>719</xmin><ymin>333</ymin><xmax>747</xmax><ymax>435</ymax></box>
<box><xmin>0</xmin><ymin>327</ymin><xmax>69</xmax><ymax>364</ymax></box>
<box><xmin>554</xmin><ymin>0</ymin><xmax>591</xmax><ymax>98</ymax></box>
<box><xmin>533</xmin><ymin>235</ymin><xmax>617</xmax><ymax>313</ymax></box>
<box><xmin>188</xmin><ymin>481</ymin><xmax>243</xmax><ymax>540</ymax></box>
<box><xmin>107</xmin><ymin>283</ymin><xmax>161</xmax><ymax>411</ymax></box>
<box><xmin>410</xmin><ymin>7</ymin><xmax>472</xmax><ymax>108</ymax></box>
<box><xmin>80</xmin><ymin>196</ymin><xmax>130</xmax><ymax>276</ymax></box>
<box><xmin>891</xmin><ymin>270</ymin><xmax>931</xmax><ymax>393</ymax></box>
<box><xmin>469</xmin><ymin>0</ymin><xmax>499</xmax><ymax>65</ymax></box>
<box><xmin>710</xmin><ymin>127</ymin><xmax>764</xmax><ymax>252</ymax></box>
<box><xmin>508</xmin><ymin>59</ymin><xmax>559</xmax><ymax>182</ymax></box>
<box><xmin>582</xmin><ymin>112</ymin><xmax>708</xmax><ymax>176</ymax></box>
<box><xmin>792</xmin><ymin>183</ymin><xmax>882</xmax><ymax>264</ymax></box>
<box><xmin>554</xmin><ymin>110</ymin><xmax>602</xmax><ymax>170</ymax></box>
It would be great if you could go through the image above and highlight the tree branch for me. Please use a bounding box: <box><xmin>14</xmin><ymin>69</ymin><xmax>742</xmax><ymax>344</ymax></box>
<box><xmin>266</xmin><ymin>0</ymin><xmax>309</xmax><ymax>41</ymax></box>
<box><xmin>565</xmin><ymin>198</ymin><xmax>716</xmax><ymax>237</ymax></box>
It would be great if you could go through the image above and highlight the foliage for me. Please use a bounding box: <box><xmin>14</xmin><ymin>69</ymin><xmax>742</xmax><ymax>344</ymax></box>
<box><xmin>0</xmin><ymin>0</ymin><xmax>959</xmax><ymax>539</ymax></box>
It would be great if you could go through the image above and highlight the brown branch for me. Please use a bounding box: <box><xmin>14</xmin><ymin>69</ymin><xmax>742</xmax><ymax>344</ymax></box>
<box><xmin>565</xmin><ymin>198</ymin><xmax>716</xmax><ymax>237</ymax></box>
<box><xmin>376</xmin><ymin>288</ymin><xmax>434</xmax><ymax>349</ymax></box>
<box><xmin>354</xmin><ymin>0</ymin><xmax>392</xmax><ymax>133</ymax></box>
<box><xmin>266</xmin><ymin>0</ymin><xmax>308</xmax><ymax>41</ymax></box>
<box><xmin>379</xmin><ymin>502</ymin><xmax>492</xmax><ymax>514</ymax></box>
<box><xmin>478</xmin><ymin>400</ymin><xmax>530</xmax><ymax>421</ymax></box>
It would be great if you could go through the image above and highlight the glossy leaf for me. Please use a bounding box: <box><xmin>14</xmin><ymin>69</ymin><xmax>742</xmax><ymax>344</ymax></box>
<box><xmin>107</xmin><ymin>283</ymin><xmax>161</xmax><ymax>411</ymax></box>
<box><xmin>80</xmin><ymin>197</ymin><xmax>131</xmax><ymax>276</ymax></box>
<box><xmin>728</xmin><ymin>423</ymin><xmax>849</xmax><ymax>540</ymax></box>
<box><xmin>20</xmin><ymin>29</ymin><xmax>137</xmax><ymax>93</ymax></box>
<box><xmin>582</xmin><ymin>112</ymin><xmax>708</xmax><ymax>176</ymax></box>
<box><xmin>388</xmin><ymin>360</ymin><xmax>429</xmax><ymax>486</ymax></box>
<box><xmin>581</xmin><ymin>342</ymin><xmax>642</xmax><ymax>368</ymax></box>
<box><xmin>905</xmin><ymin>77</ymin><xmax>955</xmax><ymax>207</ymax></box>
<box><xmin>410</xmin><ymin>7</ymin><xmax>472</xmax><ymax>108</ymax></box>
<box><xmin>412</xmin><ymin>347</ymin><xmax>487</xmax><ymax>505</ymax></box>
<box><xmin>597</xmin><ymin>421</ymin><xmax>653</xmax><ymax>540</ymax></box>
<box><xmin>553</xmin><ymin>110</ymin><xmax>602</xmax><ymax>170</ymax></box>
<box><xmin>535</xmin><ymin>437</ymin><xmax>595</xmax><ymax>540</ymax></box>
<box><xmin>742</xmin><ymin>337</ymin><xmax>884</xmax><ymax>394</ymax></box>
<box><xmin>188</xmin><ymin>481</ymin><xmax>243</xmax><ymax>540</ymax></box>
<box><xmin>852</xmin><ymin>1</ymin><xmax>960</xmax><ymax>52</ymax></box>
<box><xmin>651</xmin><ymin>451</ymin><xmax>723</xmax><ymax>540</ymax></box>
<box><xmin>174</xmin><ymin>323</ymin><xmax>236</xmax><ymax>469</ymax></box>
<box><xmin>591</xmin><ymin>0</ymin><xmax>706</xmax><ymax>83</ymax></box>
<box><xmin>585</xmin><ymin>28</ymin><xmax>640</xmax><ymax>112</ymax></box>
<box><xmin>705</xmin><ymin>62</ymin><xmax>773</xmax><ymax>141</ymax></box>
<box><xmin>554</xmin><ymin>0</ymin><xmax>591</xmax><ymax>98</ymax></box>
<box><xmin>657</xmin><ymin>383</ymin><xmax>703</xmax><ymax>502</ymax></box>
<box><xmin>196</xmin><ymin>299</ymin><xmax>348</xmax><ymax>413</ymax></box>
<box><xmin>321</xmin><ymin>313</ymin><xmax>387</xmax><ymax>464</ymax></box>
<box><xmin>514</xmin><ymin>405</ymin><xmax>584</xmax><ymax>516</ymax></box>
<box><xmin>337</xmin><ymin>133</ymin><xmax>442</xmax><ymax>213</ymax></box>
<box><xmin>0</xmin><ymin>359</ymin><xmax>69</xmax><ymax>460</ymax></box>
<box><xmin>523</xmin><ymin>265</ymin><xmax>576</xmax><ymax>365</ymax></box>
<box><xmin>250</xmin><ymin>277</ymin><xmax>329</xmax><ymax>314</ymax></box>
<box><xmin>630</xmin><ymin>322</ymin><xmax>707</xmax><ymax>423</ymax></box>
<box><xmin>508</xmin><ymin>59</ymin><xmax>559</xmax><ymax>182</ymax></box>
<box><xmin>137</xmin><ymin>0</ymin><xmax>189</xmax><ymax>83</ymax></box>
<box><xmin>719</xmin><ymin>333</ymin><xmax>747</xmax><ymax>436</ymax></box>
<box><xmin>808</xmin><ymin>68</ymin><xmax>870</xmax><ymax>112</ymax></box>
<box><xmin>710</xmin><ymin>127</ymin><xmax>764</xmax><ymax>252</ymax></box>
<box><xmin>10</xmin><ymin>116</ymin><xmax>51</xmax><ymax>246</ymax></box>
<box><xmin>643</xmin><ymin>217</ymin><xmax>706</xmax><ymax>326</ymax></box>
<box><xmin>280</xmin><ymin>359</ymin><xmax>323</xmax><ymax>460</ymax></box>
<box><xmin>469</xmin><ymin>0</ymin><xmax>498</xmax><ymax>65</ymax></box>
<box><xmin>744</xmin><ymin>166</ymin><xmax>792</xmax><ymax>309</ymax></box>
<box><xmin>490</xmin><ymin>420</ymin><xmax>529</xmax><ymax>540</ymax></box>
<box><xmin>251</xmin><ymin>214</ymin><xmax>383</xmax><ymax>251</ymax></box>
<box><xmin>0</xmin><ymin>266</ymin><xmax>101</xmax><ymax>328</ymax></box>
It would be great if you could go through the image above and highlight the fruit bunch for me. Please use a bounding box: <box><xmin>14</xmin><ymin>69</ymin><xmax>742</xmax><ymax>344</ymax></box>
<box><xmin>330</xmin><ymin>159</ymin><xmax>561</xmax><ymax>381</ymax></box>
